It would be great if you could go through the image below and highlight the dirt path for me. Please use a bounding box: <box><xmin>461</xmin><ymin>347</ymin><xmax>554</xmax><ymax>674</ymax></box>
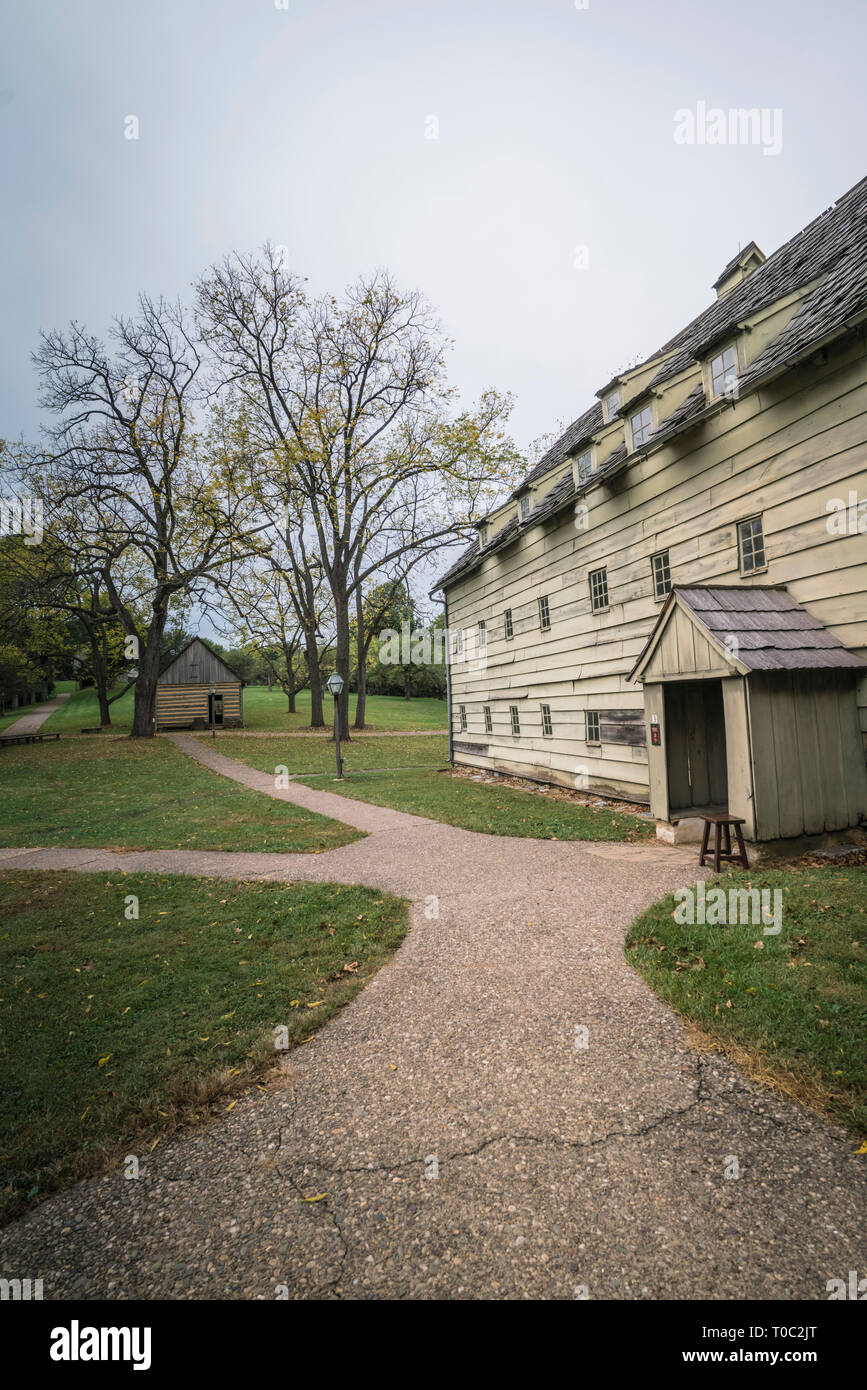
<box><xmin>0</xmin><ymin>735</ymin><xmax>864</xmax><ymax>1300</ymax></box>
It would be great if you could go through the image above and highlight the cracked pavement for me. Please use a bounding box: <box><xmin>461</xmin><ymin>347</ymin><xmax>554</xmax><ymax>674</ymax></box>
<box><xmin>0</xmin><ymin>735</ymin><xmax>864</xmax><ymax>1299</ymax></box>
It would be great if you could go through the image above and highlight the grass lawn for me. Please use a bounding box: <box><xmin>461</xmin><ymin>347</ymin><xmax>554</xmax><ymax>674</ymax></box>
<box><xmin>240</xmin><ymin>687</ymin><xmax>447</xmax><ymax>731</ymax></box>
<box><xmin>41</xmin><ymin>684</ymin><xmax>136</xmax><ymax>733</ymax></box>
<box><xmin>294</xmin><ymin>766</ymin><xmax>656</xmax><ymax>842</ymax></box>
<box><xmin>0</xmin><ymin>870</ymin><xmax>408</xmax><ymax>1221</ymax></box>
<box><xmin>42</xmin><ymin>685</ymin><xmax>447</xmax><ymax>735</ymax></box>
<box><xmin>0</xmin><ymin>737</ymin><xmax>360</xmax><ymax>853</ymax></box>
<box><xmin>214</xmin><ymin>733</ymin><xmax>449</xmax><ymax>776</ymax></box>
<box><xmin>626</xmin><ymin>866</ymin><xmax>867</xmax><ymax>1137</ymax></box>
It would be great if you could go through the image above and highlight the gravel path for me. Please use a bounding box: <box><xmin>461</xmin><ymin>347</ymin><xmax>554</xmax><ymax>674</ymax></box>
<box><xmin>0</xmin><ymin>735</ymin><xmax>864</xmax><ymax>1300</ymax></box>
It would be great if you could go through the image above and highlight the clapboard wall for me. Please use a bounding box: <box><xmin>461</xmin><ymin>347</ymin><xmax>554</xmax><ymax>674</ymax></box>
<box><xmin>444</xmin><ymin>331</ymin><xmax>867</xmax><ymax>802</ymax></box>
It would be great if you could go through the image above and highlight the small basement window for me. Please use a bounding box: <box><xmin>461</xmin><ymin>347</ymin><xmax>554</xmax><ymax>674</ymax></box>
<box><xmin>483</xmin><ymin>704</ymin><xmax>492</xmax><ymax>734</ymax></box>
<box><xmin>589</xmin><ymin>566</ymin><xmax>609</xmax><ymax>612</ymax></box>
<box><xmin>538</xmin><ymin>595</ymin><xmax>550</xmax><ymax>631</ymax></box>
<box><xmin>541</xmin><ymin>703</ymin><xmax>553</xmax><ymax>737</ymax></box>
<box><xmin>630</xmin><ymin>403</ymin><xmax>653</xmax><ymax>448</ymax></box>
<box><xmin>651</xmin><ymin>549</ymin><xmax>672</xmax><ymax>600</ymax></box>
<box><xmin>504</xmin><ymin>608</ymin><xmax>513</xmax><ymax>640</ymax></box>
<box><xmin>586</xmin><ymin>710</ymin><xmax>600</xmax><ymax>744</ymax></box>
<box><xmin>738</xmin><ymin>515</ymin><xmax>766</xmax><ymax>574</ymax></box>
<box><xmin>710</xmin><ymin>344</ymin><xmax>738</xmax><ymax>398</ymax></box>
<box><xmin>510</xmin><ymin>705</ymin><xmax>520</xmax><ymax>736</ymax></box>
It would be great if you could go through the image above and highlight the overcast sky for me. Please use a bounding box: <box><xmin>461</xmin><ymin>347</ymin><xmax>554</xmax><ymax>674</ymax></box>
<box><xmin>2</xmin><ymin>0</ymin><xmax>865</xmax><ymax>579</ymax></box>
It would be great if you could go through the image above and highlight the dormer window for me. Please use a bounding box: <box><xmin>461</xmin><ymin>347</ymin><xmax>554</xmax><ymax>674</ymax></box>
<box><xmin>478</xmin><ymin>524</ymin><xmax>488</xmax><ymax>546</ymax></box>
<box><xmin>709</xmin><ymin>344</ymin><xmax>739</xmax><ymax>399</ymax></box>
<box><xmin>519</xmin><ymin>495</ymin><xmax>531</xmax><ymax>521</ymax></box>
<box><xmin>629</xmin><ymin>404</ymin><xmax>653</xmax><ymax>449</ymax></box>
<box><xmin>603</xmin><ymin>388</ymin><xmax>621</xmax><ymax>422</ymax></box>
<box><xmin>575</xmin><ymin>448</ymin><xmax>593</xmax><ymax>484</ymax></box>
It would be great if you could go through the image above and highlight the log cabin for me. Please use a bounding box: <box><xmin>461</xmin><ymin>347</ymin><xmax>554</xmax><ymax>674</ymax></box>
<box><xmin>434</xmin><ymin>175</ymin><xmax>867</xmax><ymax>842</ymax></box>
<box><xmin>155</xmin><ymin>638</ymin><xmax>244</xmax><ymax>730</ymax></box>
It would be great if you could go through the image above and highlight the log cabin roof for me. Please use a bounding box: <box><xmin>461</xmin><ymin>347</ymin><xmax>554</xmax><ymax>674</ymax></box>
<box><xmin>629</xmin><ymin>585</ymin><xmax>866</xmax><ymax>683</ymax></box>
<box><xmin>157</xmin><ymin>637</ymin><xmax>245</xmax><ymax>686</ymax></box>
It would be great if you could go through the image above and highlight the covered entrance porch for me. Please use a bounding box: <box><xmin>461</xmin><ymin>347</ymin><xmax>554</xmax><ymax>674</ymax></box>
<box><xmin>630</xmin><ymin>585</ymin><xmax>867</xmax><ymax>841</ymax></box>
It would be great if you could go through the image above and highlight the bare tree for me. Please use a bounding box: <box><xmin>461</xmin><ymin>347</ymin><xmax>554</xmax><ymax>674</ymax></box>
<box><xmin>32</xmin><ymin>297</ymin><xmax>263</xmax><ymax>736</ymax></box>
<box><xmin>216</xmin><ymin>533</ymin><xmax>334</xmax><ymax>719</ymax></box>
<box><xmin>197</xmin><ymin>254</ymin><xmax>522</xmax><ymax>737</ymax></box>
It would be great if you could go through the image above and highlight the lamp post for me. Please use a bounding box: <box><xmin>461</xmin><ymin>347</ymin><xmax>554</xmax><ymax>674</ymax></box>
<box><xmin>325</xmin><ymin>671</ymin><xmax>344</xmax><ymax>778</ymax></box>
<box><xmin>209</xmin><ymin>684</ymin><xmax>216</xmax><ymax>740</ymax></box>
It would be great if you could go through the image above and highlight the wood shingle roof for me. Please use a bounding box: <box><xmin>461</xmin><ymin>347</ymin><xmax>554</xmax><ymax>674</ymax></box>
<box><xmin>434</xmin><ymin>174</ymin><xmax>867</xmax><ymax>596</ymax></box>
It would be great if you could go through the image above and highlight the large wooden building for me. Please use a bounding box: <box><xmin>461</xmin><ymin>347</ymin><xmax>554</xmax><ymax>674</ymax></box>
<box><xmin>155</xmin><ymin>638</ymin><xmax>244</xmax><ymax>731</ymax></box>
<box><xmin>435</xmin><ymin>176</ymin><xmax>867</xmax><ymax>841</ymax></box>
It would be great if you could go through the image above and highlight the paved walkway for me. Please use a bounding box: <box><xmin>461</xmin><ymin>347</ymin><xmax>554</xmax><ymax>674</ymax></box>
<box><xmin>0</xmin><ymin>692</ymin><xmax>68</xmax><ymax>737</ymax></box>
<box><xmin>0</xmin><ymin>736</ymin><xmax>864</xmax><ymax>1300</ymax></box>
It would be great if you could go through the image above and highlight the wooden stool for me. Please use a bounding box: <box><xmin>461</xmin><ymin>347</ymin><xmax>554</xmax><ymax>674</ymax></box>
<box><xmin>698</xmin><ymin>813</ymin><xmax>749</xmax><ymax>873</ymax></box>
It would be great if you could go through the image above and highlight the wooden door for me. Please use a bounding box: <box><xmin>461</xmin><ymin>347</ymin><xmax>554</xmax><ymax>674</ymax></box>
<box><xmin>664</xmin><ymin>680</ymin><xmax>727</xmax><ymax>814</ymax></box>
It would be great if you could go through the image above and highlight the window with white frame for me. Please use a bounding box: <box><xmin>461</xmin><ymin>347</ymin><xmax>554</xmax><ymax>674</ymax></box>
<box><xmin>483</xmin><ymin>704</ymin><xmax>492</xmax><ymax>734</ymax></box>
<box><xmin>458</xmin><ymin>704</ymin><xmax>467</xmax><ymax>731</ymax></box>
<box><xmin>604</xmin><ymin>388</ymin><xmax>621</xmax><ymax>421</ymax></box>
<box><xmin>738</xmin><ymin>515</ymin><xmax>766</xmax><ymax>574</ymax></box>
<box><xmin>589</xmin><ymin>566</ymin><xmax>609</xmax><ymax>612</ymax></box>
<box><xmin>538</xmin><ymin>595</ymin><xmax>550</xmax><ymax>631</ymax></box>
<box><xmin>509</xmin><ymin>705</ymin><xmax>520</xmax><ymax>735</ymax></box>
<box><xmin>586</xmin><ymin>710</ymin><xmax>600</xmax><ymax>743</ymax></box>
<box><xmin>630</xmin><ymin>403</ymin><xmax>653</xmax><ymax>448</ymax></box>
<box><xmin>504</xmin><ymin>608</ymin><xmax>513</xmax><ymax>640</ymax></box>
<box><xmin>651</xmin><ymin>549</ymin><xmax>672</xmax><ymax>600</ymax></box>
<box><xmin>455</xmin><ymin>628</ymin><xmax>463</xmax><ymax>658</ymax></box>
<box><xmin>479</xmin><ymin>524</ymin><xmax>488</xmax><ymax>546</ymax></box>
<box><xmin>710</xmin><ymin>344</ymin><xmax>738</xmax><ymax>398</ymax></box>
<box><xmin>478</xmin><ymin>619</ymin><xmax>486</xmax><ymax>652</ymax></box>
<box><xmin>520</xmin><ymin>495</ymin><xmax>531</xmax><ymax>520</ymax></box>
<box><xmin>540</xmin><ymin>703</ymin><xmax>553</xmax><ymax>737</ymax></box>
<box><xmin>575</xmin><ymin>448</ymin><xmax>593</xmax><ymax>484</ymax></box>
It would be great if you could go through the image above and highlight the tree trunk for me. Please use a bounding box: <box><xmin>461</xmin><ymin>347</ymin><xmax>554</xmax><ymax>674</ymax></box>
<box><xmin>130</xmin><ymin>618</ymin><xmax>165</xmax><ymax>737</ymax></box>
<box><xmin>304</xmin><ymin>627</ymin><xmax>324</xmax><ymax>727</ymax></box>
<box><xmin>333</xmin><ymin>585</ymin><xmax>351</xmax><ymax>741</ymax></box>
<box><xmin>353</xmin><ymin>586</ymin><xmax>367</xmax><ymax>730</ymax></box>
<box><xmin>96</xmin><ymin>672</ymin><xmax>111</xmax><ymax>726</ymax></box>
<box><xmin>282</xmin><ymin>640</ymin><xmax>297</xmax><ymax>713</ymax></box>
<box><xmin>96</xmin><ymin>626</ymin><xmax>112</xmax><ymax>726</ymax></box>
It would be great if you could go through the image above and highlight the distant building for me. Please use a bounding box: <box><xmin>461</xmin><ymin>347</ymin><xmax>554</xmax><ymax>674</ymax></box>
<box><xmin>435</xmin><ymin>176</ymin><xmax>867</xmax><ymax>840</ymax></box>
<box><xmin>155</xmin><ymin>638</ymin><xmax>244</xmax><ymax>730</ymax></box>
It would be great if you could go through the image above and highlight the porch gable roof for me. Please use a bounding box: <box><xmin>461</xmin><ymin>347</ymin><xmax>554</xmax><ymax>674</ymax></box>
<box><xmin>629</xmin><ymin>585</ymin><xmax>865</xmax><ymax>683</ymax></box>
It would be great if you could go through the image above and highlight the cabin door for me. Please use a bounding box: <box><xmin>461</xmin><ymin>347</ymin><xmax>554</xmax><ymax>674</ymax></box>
<box><xmin>664</xmin><ymin>679</ymin><xmax>728</xmax><ymax>816</ymax></box>
<box><xmin>209</xmin><ymin>693</ymin><xmax>224</xmax><ymax>726</ymax></box>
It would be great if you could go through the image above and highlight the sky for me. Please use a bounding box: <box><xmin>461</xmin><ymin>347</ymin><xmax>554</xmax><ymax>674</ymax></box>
<box><xmin>2</xmin><ymin>0</ymin><xmax>865</xmax><ymax>610</ymax></box>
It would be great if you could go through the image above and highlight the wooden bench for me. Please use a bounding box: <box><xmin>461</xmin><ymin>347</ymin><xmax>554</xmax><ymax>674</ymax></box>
<box><xmin>698</xmin><ymin>812</ymin><xmax>749</xmax><ymax>873</ymax></box>
<box><xmin>0</xmin><ymin>732</ymin><xmax>61</xmax><ymax>747</ymax></box>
